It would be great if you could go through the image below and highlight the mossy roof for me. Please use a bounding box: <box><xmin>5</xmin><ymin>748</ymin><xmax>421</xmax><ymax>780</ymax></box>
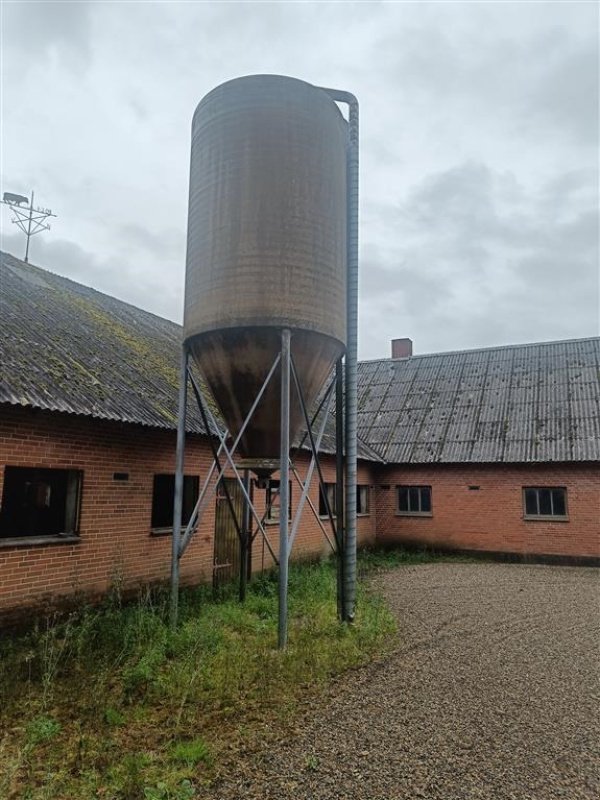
<box><xmin>0</xmin><ymin>251</ymin><xmax>214</xmax><ymax>436</ymax></box>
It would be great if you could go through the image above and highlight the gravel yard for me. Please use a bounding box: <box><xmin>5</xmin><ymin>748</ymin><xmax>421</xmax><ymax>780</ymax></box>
<box><xmin>203</xmin><ymin>562</ymin><xmax>599</xmax><ymax>800</ymax></box>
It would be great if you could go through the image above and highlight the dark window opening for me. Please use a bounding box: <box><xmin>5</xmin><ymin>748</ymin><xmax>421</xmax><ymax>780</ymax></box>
<box><xmin>266</xmin><ymin>480</ymin><xmax>292</xmax><ymax>523</ymax></box>
<box><xmin>357</xmin><ymin>485</ymin><xmax>370</xmax><ymax>515</ymax></box>
<box><xmin>397</xmin><ymin>485</ymin><xmax>432</xmax><ymax>515</ymax></box>
<box><xmin>319</xmin><ymin>482</ymin><xmax>337</xmax><ymax>518</ymax></box>
<box><xmin>523</xmin><ymin>487</ymin><xmax>567</xmax><ymax>519</ymax></box>
<box><xmin>113</xmin><ymin>472</ymin><xmax>129</xmax><ymax>482</ymax></box>
<box><xmin>0</xmin><ymin>466</ymin><xmax>82</xmax><ymax>538</ymax></box>
<box><xmin>151</xmin><ymin>474</ymin><xmax>199</xmax><ymax>530</ymax></box>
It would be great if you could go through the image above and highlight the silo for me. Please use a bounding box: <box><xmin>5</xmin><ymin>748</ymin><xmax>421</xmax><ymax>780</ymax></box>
<box><xmin>183</xmin><ymin>74</ymin><xmax>347</xmax><ymax>473</ymax></box>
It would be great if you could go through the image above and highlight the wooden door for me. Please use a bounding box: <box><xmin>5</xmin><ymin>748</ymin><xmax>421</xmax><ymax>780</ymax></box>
<box><xmin>213</xmin><ymin>477</ymin><xmax>245</xmax><ymax>593</ymax></box>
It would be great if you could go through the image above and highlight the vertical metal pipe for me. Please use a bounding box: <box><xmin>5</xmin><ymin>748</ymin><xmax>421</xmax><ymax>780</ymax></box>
<box><xmin>170</xmin><ymin>347</ymin><xmax>189</xmax><ymax>629</ymax></box>
<box><xmin>343</xmin><ymin>95</ymin><xmax>359</xmax><ymax>623</ymax></box>
<box><xmin>239</xmin><ymin>469</ymin><xmax>251</xmax><ymax>602</ymax></box>
<box><xmin>318</xmin><ymin>87</ymin><xmax>359</xmax><ymax>623</ymax></box>
<box><xmin>278</xmin><ymin>328</ymin><xmax>292</xmax><ymax>649</ymax></box>
<box><xmin>335</xmin><ymin>357</ymin><xmax>345</xmax><ymax>619</ymax></box>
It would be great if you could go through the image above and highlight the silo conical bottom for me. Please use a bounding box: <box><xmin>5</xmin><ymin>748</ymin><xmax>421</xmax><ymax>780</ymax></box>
<box><xmin>187</xmin><ymin>327</ymin><xmax>343</xmax><ymax>466</ymax></box>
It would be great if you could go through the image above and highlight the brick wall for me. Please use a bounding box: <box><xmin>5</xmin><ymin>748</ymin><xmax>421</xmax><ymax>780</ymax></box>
<box><xmin>2</xmin><ymin>405</ymin><xmax>597</xmax><ymax>620</ymax></box>
<box><xmin>0</xmin><ymin>406</ymin><xmax>376</xmax><ymax>619</ymax></box>
<box><xmin>375</xmin><ymin>463</ymin><xmax>599</xmax><ymax>559</ymax></box>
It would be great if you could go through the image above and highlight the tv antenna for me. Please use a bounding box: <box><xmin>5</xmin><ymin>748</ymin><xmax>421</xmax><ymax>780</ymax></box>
<box><xmin>1</xmin><ymin>190</ymin><xmax>57</xmax><ymax>263</ymax></box>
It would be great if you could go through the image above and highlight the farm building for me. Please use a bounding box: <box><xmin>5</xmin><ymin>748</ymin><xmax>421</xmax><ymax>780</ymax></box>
<box><xmin>0</xmin><ymin>249</ymin><xmax>598</xmax><ymax>620</ymax></box>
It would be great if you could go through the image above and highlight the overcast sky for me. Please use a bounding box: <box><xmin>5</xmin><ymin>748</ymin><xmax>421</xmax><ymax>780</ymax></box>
<box><xmin>1</xmin><ymin>0</ymin><xmax>598</xmax><ymax>359</ymax></box>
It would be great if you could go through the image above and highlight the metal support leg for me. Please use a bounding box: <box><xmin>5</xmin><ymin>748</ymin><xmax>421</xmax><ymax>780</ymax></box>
<box><xmin>290</xmin><ymin>465</ymin><xmax>337</xmax><ymax>553</ymax></box>
<box><xmin>240</xmin><ymin>470</ymin><xmax>251</xmax><ymax>602</ymax></box>
<box><xmin>170</xmin><ymin>347</ymin><xmax>189</xmax><ymax>629</ymax></box>
<box><xmin>180</xmin><ymin>360</ymin><xmax>281</xmax><ymax>561</ymax></box>
<box><xmin>335</xmin><ymin>357</ymin><xmax>345</xmax><ymax>620</ymax></box>
<box><xmin>290</xmin><ymin>358</ymin><xmax>338</xmax><ymax>546</ymax></box>
<box><xmin>288</xmin><ymin>383</ymin><xmax>335</xmax><ymax>550</ymax></box>
<box><xmin>189</xmin><ymin>374</ymin><xmax>243</xmax><ymax>545</ymax></box>
<box><xmin>278</xmin><ymin>328</ymin><xmax>291</xmax><ymax>649</ymax></box>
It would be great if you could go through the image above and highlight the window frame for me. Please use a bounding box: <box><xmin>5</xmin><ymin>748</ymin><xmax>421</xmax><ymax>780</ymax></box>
<box><xmin>357</xmin><ymin>485</ymin><xmax>371</xmax><ymax>516</ymax></box>
<box><xmin>396</xmin><ymin>485</ymin><xmax>433</xmax><ymax>517</ymax></box>
<box><xmin>0</xmin><ymin>465</ymin><xmax>83</xmax><ymax>546</ymax></box>
<box><xmin>150</xmin><ymin>473</ymin><xmax>200</xmax><ymax>534</ymax></box>
<box><xmin>522</xmin><ymin>486</ymin><xmax>569</xmax><ymax>521</ymax></box>
<box><xmin>318</xmin><ymin>482</ymin><xmax>337</xmax><ymax>519</ymax></box>
<box><xmin>265</xmin><ymin>479</ymin><xmax>292</xmax><ymax>524</ymax></box>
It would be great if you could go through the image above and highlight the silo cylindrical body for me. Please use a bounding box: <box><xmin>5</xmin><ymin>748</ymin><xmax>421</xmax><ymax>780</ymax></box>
<box><xmin>184</xmin><ymin>74</ymin><xmax>347</xmax><ymax>469</ymax></box>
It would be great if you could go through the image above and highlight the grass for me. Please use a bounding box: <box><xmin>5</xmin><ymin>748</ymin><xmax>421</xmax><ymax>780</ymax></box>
<box><xmin>0</xmin><ymin>548</ymin><xmax>435</xmax><ymax>799</ymax></box>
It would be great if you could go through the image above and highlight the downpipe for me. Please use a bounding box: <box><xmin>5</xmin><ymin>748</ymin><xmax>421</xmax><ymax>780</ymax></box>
<box><xmin>319</xmin><ymin>87</ymin><xmax>359</xmax><ymax>623</ymax></box>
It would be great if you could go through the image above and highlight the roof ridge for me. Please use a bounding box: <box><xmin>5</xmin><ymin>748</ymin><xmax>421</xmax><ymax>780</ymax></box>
<box><xmin>360</xmin><ymin>335</ymin><xmax>600</xmax><ymax>364</ymax></box>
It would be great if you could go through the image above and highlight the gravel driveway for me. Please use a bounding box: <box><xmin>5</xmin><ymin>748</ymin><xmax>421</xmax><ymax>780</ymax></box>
<box><xmin>203</xmin><ymin>562</ymin><xmax>599</xmax><ymax>799</ymax></box>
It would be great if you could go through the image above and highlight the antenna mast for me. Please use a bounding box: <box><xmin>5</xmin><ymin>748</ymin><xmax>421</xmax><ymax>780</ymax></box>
<box><xmin>1</xmin><ymin>190</ymin><xmax>57</xmax><ymax>262</ymax></box>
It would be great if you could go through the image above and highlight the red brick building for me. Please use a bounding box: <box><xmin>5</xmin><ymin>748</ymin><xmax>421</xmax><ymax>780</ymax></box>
<box><xmin>359</xmin><ymin>337</ymin><xmax>600</xmax><ymax>563</ymax></box>
<box><xmin>0</xmin><ymin>251</ymin><xmax>598</xmax><ymax>620</ymax></box>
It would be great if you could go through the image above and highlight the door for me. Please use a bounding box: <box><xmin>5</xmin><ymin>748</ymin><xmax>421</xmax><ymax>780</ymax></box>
<box><xmin>213</xmin><ymin>477</ymin><xmax>245</xmax><ymax>594</ymax></box>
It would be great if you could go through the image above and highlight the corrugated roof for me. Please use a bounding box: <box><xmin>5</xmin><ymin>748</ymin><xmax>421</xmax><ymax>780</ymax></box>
<box><xmin>357</xmin><ymin>337</ymin><xmax>600</xmax><ymax>463</ymax></box>
<box><xmin>2</xmin><ymin>250</ymin><xmax>598</xmax><ymax>464</ymax></box>
<box><xmin>0</xmin><ymin>251</ymin><xmax>215</xmax><ymax>435</ymax></box>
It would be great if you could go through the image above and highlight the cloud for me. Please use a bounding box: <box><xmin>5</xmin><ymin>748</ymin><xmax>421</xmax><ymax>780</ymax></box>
<box><xmin>3</xmin><ymin>1</ymin><xmax>93</xmax><ymax>70</ymax></box>
<box><xmin>1</xmin><ymin>1</ymin><xmax>597</xmax><ymax>362</ymax></box>
<box><xmin>358</xmin><ymin>162</ymin><xmax>598</xmax><ymax>357</ymax></box>
<box><xmin>526</xmin><ymin>42</ymin><xmax>599</xmax><ymax>146</ymax></box>
<box><xmin>0</xmin><ymin>230</ymin><xmax>184</xmax><ymax>323</ymax></box>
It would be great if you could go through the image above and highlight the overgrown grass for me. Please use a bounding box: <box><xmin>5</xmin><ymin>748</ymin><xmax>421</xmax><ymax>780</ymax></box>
<box><xmin>0</xmin><ymin>551</ymin><xmax>423</xmax><ymax>800</ymax></box>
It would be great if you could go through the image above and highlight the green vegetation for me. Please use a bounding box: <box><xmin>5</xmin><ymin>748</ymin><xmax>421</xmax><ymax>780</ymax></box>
<box><xmin>26</xmin><ymin>716</ymin><xmax>62</xmax><ymax>746</ymax></box>
<box><xmin>170</xmin><ymin>739</ymin><xmax>212</xmax><ymax>768</ymax></box>
<box><xmin>357</xmin><ymin>545</ymin><xmax>440</xmax><ymax>574</ymax></box>
<box><xmin>0</xmin><ymin>552</ymin><xmax>418</xmax><ymax>800</ymax></box>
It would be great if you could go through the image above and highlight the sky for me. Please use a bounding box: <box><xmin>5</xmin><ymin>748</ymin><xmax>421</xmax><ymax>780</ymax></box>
<box><xmin>1</xmin><ymin>0</ymin><xmax>598</xmax><ymax>359</ymax></box>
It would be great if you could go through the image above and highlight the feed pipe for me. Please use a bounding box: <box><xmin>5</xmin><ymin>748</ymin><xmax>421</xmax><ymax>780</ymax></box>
<box><xmin>320</xmin><ymin>87</ymin><xmax>359</xmax><ymax>622</ymax></box>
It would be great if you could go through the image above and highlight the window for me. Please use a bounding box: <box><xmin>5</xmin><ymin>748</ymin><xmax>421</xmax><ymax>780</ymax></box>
<box><xmin>319</xmin><ymin>482</ymin><xmax>337</xmax><ymax>518</ymax></box>
<box><xmin>151</xmin><ymin>474</ymin><xmax>199</xmax><ymax>530</ymax></box>
<box><xmin>0</xmin><ymin>466</ymin><xmax>82</xmax><ymax>539</ymax></box>
<box><xmin>357</xmin><ymin>485</ymin><xmax>370</xmax><ymax>516</ymax></box>
<box><xmin>266</xmin><ymin>480</ymin><xmax>292</xmax><ymax>523</ymax></box>
<box><xmin>397</xmin><ymin>485</ymin><xmax>432</xmax><ymax>516</ymax></box>
<box><xmin>523</xmin><ymin>487</ymin><xmax>568</xmax><ymax>519</ymax></box>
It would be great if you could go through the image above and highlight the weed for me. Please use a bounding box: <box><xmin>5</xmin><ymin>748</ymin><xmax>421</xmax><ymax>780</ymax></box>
<box><xmin>170</xmin><ymin>738</ymin><xmax>212</xmax><ymax>767</ymax></box>
<box><xmin>104</xmin><ymin>707</ymin><xmax>126</xmax><ymax>726</ymax></box>
<box><xmin>39</xmin><ymin>615</ymin><xmax>76</xmax><ymax>706</ymax></box>
<box><xmin>116</xmin><ymin>752</ymin><xmax>152</xmax><ymax>800</ymax></box>
<box><xmin>122</xmin><ymin>641</ymin><xmax>167</xmax><ymax>698</ymax></box>
<box><xmin>26</xmin><ymin>715</ymin><xmax>61</xmax><ymax>745</ymax></box>
<box><xmin>0</xmin><ymin>551</ymin><xmax>413</xmax><ymax>799</ymax></box>
<box><xmin>144</xmin><ymin>780</ymin><xmax>195</xmax><ymax>800</ymax></box>
<box><xmin>361</xmin><ymin>545</ymin><xmax>439</xmax><ymax>569</ymax></box>
<box><xmin>305</xmin><ymin>754</ymin><xmax>320</xmax><ymax>771</ymax></box>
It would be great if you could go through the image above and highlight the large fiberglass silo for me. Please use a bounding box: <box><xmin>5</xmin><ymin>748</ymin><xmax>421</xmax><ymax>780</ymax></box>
<box><xmin>172</xmin><ymin>74</ymin><xmax>359</xmax><ymax>643</ymax></box>
<box><xmin>183</xmin><ymin>74</ymin><xmax>347</xmax><ymax>473</ymax></box>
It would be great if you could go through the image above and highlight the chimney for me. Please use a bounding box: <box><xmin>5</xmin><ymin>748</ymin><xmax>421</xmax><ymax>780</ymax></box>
<box><xmin>392</xmin><ymin>337</ymin><xmax>413</xmax><ymax>359</ymax></box>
